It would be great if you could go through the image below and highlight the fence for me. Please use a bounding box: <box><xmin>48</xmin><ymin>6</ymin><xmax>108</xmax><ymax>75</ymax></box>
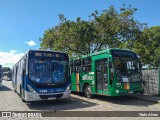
<box><xmin>141</xmin><ymin>67</ymin><xmax>160</xmax><ymax>96</ymax></box>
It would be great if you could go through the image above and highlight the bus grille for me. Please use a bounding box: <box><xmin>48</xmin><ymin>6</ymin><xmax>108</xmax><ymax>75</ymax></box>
<box><xmin>39</xmin><ymin>94</ymin><xmax>63</xmax><ymax>99</ymax></box>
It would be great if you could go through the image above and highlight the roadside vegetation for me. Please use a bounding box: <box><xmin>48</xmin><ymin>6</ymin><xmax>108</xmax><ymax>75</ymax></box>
<box><xmin>40</xmin><ymin>4</ymin><xmax>160</xmax><ymax>67</ymax></box>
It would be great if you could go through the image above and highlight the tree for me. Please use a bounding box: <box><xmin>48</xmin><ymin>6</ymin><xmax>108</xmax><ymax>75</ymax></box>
<box><xmin>154</xmin><ymin>47</ymin><xmax>160</xmax><ymax>67</ymax></box>
<box><xmin>40</xmin><ymin>14</ymin><xmax>99</xmax><ymax>56</ymax></box>
<box><xmin>90</xmin><ymin>5</ymin><xmax>145</xmax><ymax>49</ymax></box>
<box><xmin>40</xmin><ymin>5</ymin><xmax>146</xmax><ymax>57</ymax></box>
<box><xmin>138</xmin><ymin>26</ymin><xmax>160</xmax><ymax>67</ymax></box>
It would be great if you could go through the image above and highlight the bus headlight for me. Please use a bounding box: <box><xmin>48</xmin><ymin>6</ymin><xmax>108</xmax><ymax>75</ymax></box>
<box><xmin>27</xmin><ymin>85</ymin><xmax>36</xmax><ymax>94</ymax></box>
<box><xmin>65</xmin><ymin>84</ymin><xmax>71</xmax><ymax>91</ymax></box>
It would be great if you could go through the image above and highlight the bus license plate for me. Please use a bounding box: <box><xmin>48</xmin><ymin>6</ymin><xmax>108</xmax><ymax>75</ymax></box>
<box><xmin>48</xmin><ymin>97</ymin><xmax>56</xmax><ymax>100</ymax></box>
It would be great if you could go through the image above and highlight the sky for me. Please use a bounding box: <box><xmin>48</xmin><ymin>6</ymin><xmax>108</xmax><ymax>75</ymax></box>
<box><xmin>0</xmin><ymin>0</ymin><xmax>160</xmax><ymax>68</ymax></box>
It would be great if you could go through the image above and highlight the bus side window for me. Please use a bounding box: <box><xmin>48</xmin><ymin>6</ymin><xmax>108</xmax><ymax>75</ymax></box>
<box><xmin>86</xmin><ymin>64</ymin><xmax>91</xmax><ymax>72</ymax></box>
<box><xmin>82</xmin><ymin>57</ymin><xmax>91</xmax><ymax>72</ymax></box>
<box><xmin>74</xmin><ymin>59</ymin><xmax>81</xmax><ymax>72</ymax></box>
<box><xmin>70</xmin><ymin>61</ymin><xmax>74</xmax><ymax>73</ymax></box>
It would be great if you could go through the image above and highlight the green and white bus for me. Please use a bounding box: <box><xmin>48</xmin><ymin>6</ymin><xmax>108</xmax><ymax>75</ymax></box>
<box><xmin>70</xmin><ymin>48</ymin><xmax>143</xmax><ymax>97</ymax></box>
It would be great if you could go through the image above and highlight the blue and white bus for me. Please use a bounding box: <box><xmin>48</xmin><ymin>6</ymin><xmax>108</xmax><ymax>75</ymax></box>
<box><xmin>0</xmin><ymin>65</ymin><xmax>2</xmax><ymax>87</ymax></box>
<box><xmin>12</xmin><ymin>50</ymin><xmax>71</xmax><ymax>102</ymax></box>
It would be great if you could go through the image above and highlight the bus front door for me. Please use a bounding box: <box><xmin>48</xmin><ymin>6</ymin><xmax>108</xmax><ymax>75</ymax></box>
<box><xmin>95</xmin><ymin>59</ymin><xmax>108</xmax><ymax>94</ymax></box>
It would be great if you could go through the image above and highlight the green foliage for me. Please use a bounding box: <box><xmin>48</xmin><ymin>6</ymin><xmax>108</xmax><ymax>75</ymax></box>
<box><xmin>154</xmin><ymin>47</ymin><xmax>160</xmax><ymax>66</ymax></box>
<box><xmin>139</xmin><ymin>26</ymin><xmax>160</xmax><ymax>67</ymax></box>
<box><xmin>40</xmin><ymin>15</ymin><xmax>98</xmax><ymax>56</ymax></box>
<box><xmin>40</xmin><ymin>5</ymin><xmax>159</xmax><ymax>67</ymax></box>
<box><xmin>40</xmin><ymin>5</ymin><xmax>145</xmax><ymax>56</ymax></box>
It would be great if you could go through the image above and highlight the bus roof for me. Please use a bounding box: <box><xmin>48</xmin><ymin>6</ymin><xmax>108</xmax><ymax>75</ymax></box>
<box><xmin>70</xmin><ymin>48</ymin><xmax>133</xmax><ymax>60</ymax></box>
<box><xmin>26</xmin><ymin>50</ymin><xmax>68</xmax><ymax>54</ymax></box>
<box><xmin>12</xmin><ymin>50</ymin><xmax>68</xmax><ymax>68</ymax></box>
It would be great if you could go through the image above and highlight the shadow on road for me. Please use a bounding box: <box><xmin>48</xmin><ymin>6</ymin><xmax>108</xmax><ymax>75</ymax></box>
<box><xmin>72</xmin><ymin>92</ymin><xmax>157</xmax><ymax>107</ymax></box>
<box><xmin>27</xmin><ymin>96</ymin><xmax>98</xmax><ymax>111</ymax></box>
<box><xmin>0</xmin><ymin>85</ymin><xmax>12</xmax><ymax>91</ymax></box>
<box><xmin>93</xmin><ymin>94</ymin><xmax>157</xmax><ymax>106</ymax></box>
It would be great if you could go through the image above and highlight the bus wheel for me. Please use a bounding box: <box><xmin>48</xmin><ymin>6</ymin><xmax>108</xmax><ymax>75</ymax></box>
<box><xmin>84</xmin><ymin>84</ymin><xmax>92</xmax><ymax>98</ymax></box>
<box><xmin>20</xmin><ymin>86</ymin><xmax>25</xmax><ymax>102</ymax></box>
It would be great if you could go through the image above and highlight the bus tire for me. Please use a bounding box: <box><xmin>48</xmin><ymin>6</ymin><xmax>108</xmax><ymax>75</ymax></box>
<box><xmin>20</xmin><ymin>86</ymin><xmax>25</xmax><ymax>102</ymax></box>
<box><xmin>84</xmin><ymin>84</ymin><xmax>92</xmax><ymax>98</ymax></box>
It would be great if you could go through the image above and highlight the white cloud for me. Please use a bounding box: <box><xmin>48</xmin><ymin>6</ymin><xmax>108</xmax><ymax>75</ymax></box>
<box><xmin>0</xmin><ymin>50</ymin><xmax>24</xmax><ymax>68</ymax></box>
<box><xmin>25</xmin><ymin>40</ymin><xmax>37</xmax><ymax>46</ymax></box>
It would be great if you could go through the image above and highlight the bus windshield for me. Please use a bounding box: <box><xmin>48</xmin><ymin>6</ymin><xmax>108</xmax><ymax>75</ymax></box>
<box><xmin>111</xmin><ymin>50</ymin><xmax>141</xmax><ymax>82</ymax></box>
<box><xmin>29</xmin><ymin>58</ymin><xmax>69</xmax><ymax>84</ymax></box>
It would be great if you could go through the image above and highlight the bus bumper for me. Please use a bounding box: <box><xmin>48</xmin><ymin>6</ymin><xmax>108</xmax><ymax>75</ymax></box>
<box><xmin>24</xmin><ymin>90</ymin><xmax>71</xmax><ymax>102</ymax></box>
<box><xmin>110</xmin><ymin>88</ymin><xmax>143</xmax><ymax>96</ymax></box>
